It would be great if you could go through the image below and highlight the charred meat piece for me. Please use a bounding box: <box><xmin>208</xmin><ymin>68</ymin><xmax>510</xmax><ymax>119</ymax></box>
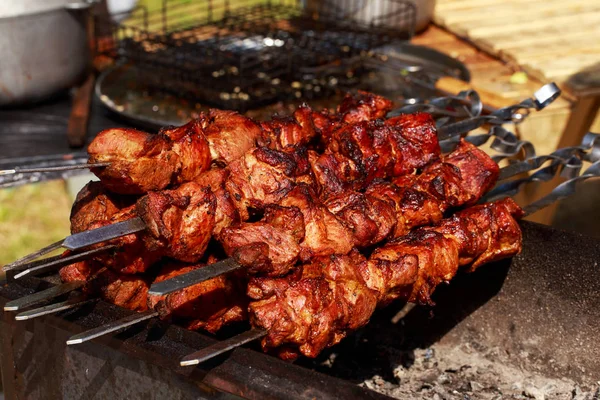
<box><xmin>193</xmin><ymin>168</ymin><xmax>240</xmax><ymax>236</ymax></box>
<box><xmin>60</xmin><ymin>261</ymin><xmax>150</xmax><ymax>312</ymax></box>
<box><xmin>250</xmin><ymin>198</ymin><xmax>524</xmax><ymax>359</ymax></box>
<box><xmin>259</xmin><ymin>105</ymin><xmax>318</xmax><ymax>150</ymax></box>
<box><xmin>313</xmin><ymin>113</ymin><xmax>440</xmax><ymax>197</ymax></box>
<box><xmin>203</xmin><ymin>109</ymin><xmax>264</xmax><ymax>165</ymax></box>
<box><xmin>136</xmin><ymin>182</ymin><xmax>217</xmax><ymax>263</ymax></box>
<box><xmin>84</xmin><ymin>205</ymin><xmax>162</xmax><ymax>275</ymax></box>
<box><xmin>336</xmin><ymin>90</ymin><xmax>394</xmax><ymax>125</ymax></box>
<box><xmin>226</xmin><ymin>146</ymin><xmax>313</xmax><ymax>220</ymax></box>
<box><xmin>88</xmin><ymin>120</ymin><xmax>211</xmax><ymax>194</ymax></box>
<box><xmin>69</xmin><ymin>181</ymin><xmax>137</xmax><ymax>234</ymax></box>
<box><xmin>222</xmin><ymin>140</ymin><xmax>499</xmax><ymax>276</ymax></box>
<box><xmin>148</xmin><ymin>261</ymin><xmax>248</xmax><ymax>334</ymax></box>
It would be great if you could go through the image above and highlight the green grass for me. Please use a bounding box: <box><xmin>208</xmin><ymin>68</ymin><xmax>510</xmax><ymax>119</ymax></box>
<box><xmin>127</xmin><ymin>0</ymin><xmax>272</xmax><ymax>32</ymax></box>
<box><xmin>0</xmin><ymin>181</ymin><xmax>71</xmax><ymax>268</ymax></box>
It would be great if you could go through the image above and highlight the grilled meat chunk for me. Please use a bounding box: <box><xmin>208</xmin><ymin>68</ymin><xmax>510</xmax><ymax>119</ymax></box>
<box><xmin>336</xmin><ymin>90</ymin><xmax>393</xmax><ymax>125</ymax></box>
<box><xmin>220</xmin><ymin>222</ymin><xmax>301</xmax><ymax>276</ymax></box>
<box><xmin>69</xmin><ymin>181</ymin><xmax>137</xmax><ymax>234</ymax></box>
<box><xmin>226</xmin><ymin>146</ymin><xmax>312</xmax><ymax>220</ymax></box>
<box><xmin>203</xmin><ymin>109</ymin><xmax>264</xmax><ymax>165</ymax></box>
<box><xmin>137</xmin><ymin>182</ymin><xmax>217</xmax><ymax>263</ymax></box>
<box><xmin>148</xmin><ymin>262</ymin><xmax>247</xmax><ymax>333</ymax></box>
<box><xmin>60</xmin><ymin>261</ymin><xmax>150</xmax><ymax>312</ymax></box>
<box><xmin>312</xmin><ymin>113</ymin><xmax>440</xmax><ymax>197</ymax></box>
<box><xmin>89</xmin><ymin>120</ymin><xmax>211</xmax><ymax>194</ymax></box>
<box><xmin>250</xmin><ymin>198</ymin><xmax>524</xmax><ymax>359</ymax></box>
<box><xmin>193</xmin><ymin>168</ymin><xmax>240</xmax><ymax>236</ymax></box>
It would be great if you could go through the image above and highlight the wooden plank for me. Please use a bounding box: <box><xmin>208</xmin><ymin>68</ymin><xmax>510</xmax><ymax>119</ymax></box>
<box><xmin>499</xmin><ymin>29</ymin><xmax>600</xmax><ymax>51</ymax></box>
<box><xmin>437</xmin><ymin>0</ymin><xmax>597</xmax><ymax>26</ymax></box>
<box><xmin>452</xmin><ymin>11</ymin><xmax>600</xmax><ymax>38</ymax></box>
<box><xmin>436</xmin><ymin>0</ymin><xmax>525</xmax><ymax>13</ymax></box>
<box><xmin>504</xmin><ymin>39</ymin><xmax>600</xmax><ymax>62</ymax></box>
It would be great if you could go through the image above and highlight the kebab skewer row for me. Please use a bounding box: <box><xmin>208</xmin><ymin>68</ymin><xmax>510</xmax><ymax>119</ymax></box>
<box><xmin>181</xmin><ymin>198</ymin><xmax>526</xmax><ymax>364</ymax></box>
<box><xmin>6</xmin><ymin>113</ymin><xmax>442</xmax><ymax>277</ymax></box>
<box><xmin>4</xmin><ymin>136</ymin><xmax>586</xmax><ymax>318</ymax></box>
<box><xmin>65</xmin><ymin>197</ymin><xmax>523</xmax><ymax>357</ymax></box>
<box><xmin>18</xmin><ymin>197</ymin><xmax>521</xmax><ymax>350</ymax></box>
<box><xmin>0</xmin><ymin>92</ymin><xmax>393</xmax><ymax>194</ymax></box>
<box><xmin>17</xmin><ymin>141</ymin><xmax>501</xmax><ymax>341</ymax></box>
<box><xmin>13</xmin><ymin>137</ymin><xmax>492</xmax><ymax>297</ymax></box>
<box><xmin>12</xmin><ymin>152</ymin><xmax>599</xmax><ymax>346</ymax></box>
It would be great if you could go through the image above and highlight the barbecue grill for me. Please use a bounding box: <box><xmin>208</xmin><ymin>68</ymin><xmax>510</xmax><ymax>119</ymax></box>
<box><xmin>95</xmin><ymin>0</ymin><xmax>416</xmax><ymax>111</ymax></box>
<box><xmin>1</xmin><ymin>221</ymin><xmax>599</xmax><ymax>399</ymax></box>
<box><xmin>2</xmin><ymin>86</ymin><xmax>600</xmax><ymax>399</ymax></box>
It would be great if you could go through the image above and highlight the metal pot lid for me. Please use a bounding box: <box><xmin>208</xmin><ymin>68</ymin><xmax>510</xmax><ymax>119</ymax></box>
<box><xmin>0</xmin><ymin>0</ymin><xmax>93</xmax><ymax>19</ymax></box>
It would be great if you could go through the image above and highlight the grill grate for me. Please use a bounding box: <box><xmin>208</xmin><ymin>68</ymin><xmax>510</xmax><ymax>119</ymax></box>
<box><xmin>95</xmin><ymin>0</ymin><xmax>416</xmax><ymax>111</ymax></box>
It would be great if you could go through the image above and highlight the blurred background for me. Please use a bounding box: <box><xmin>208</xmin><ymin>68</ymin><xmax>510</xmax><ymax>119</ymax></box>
<box><xmin>1</xmin><ymin>0</ymin><xmax>599</xmax><ymax>267</ymax></box>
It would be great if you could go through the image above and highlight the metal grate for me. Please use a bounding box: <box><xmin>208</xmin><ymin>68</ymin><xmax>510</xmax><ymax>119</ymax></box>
<box><xmin>95</xmin><ymin>0</ymin><xmax>416</xmax><ymax>111</ymax></box>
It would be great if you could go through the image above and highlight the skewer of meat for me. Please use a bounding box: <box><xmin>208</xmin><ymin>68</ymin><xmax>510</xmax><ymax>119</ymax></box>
<box><xmin>89</xmin><ymin>91</ymin><xmax>392</xmax><ymax>195</ymax></box>
<box><xmin>219</xmin><ymin>140</ymin><xmax>498</xmax><ymax>277</ymax></box>
<box><xmin>54</xmin><ymin>258</ymin><xmax>248</xmax><ymax>337</ymax></box>
<box><xmin>40</xmin><ymin>197</ymin><xmax>519</xmax><ymax>346</ymax></box>
<box><xmin>0</xmin><ymin>92</ymin><xmax>392</xmax><ymax>192</ymax></box>
<box><xmin>8</xmin><ymin>112</ymin><xmax>441</xmax><ymax>278</ymax></box>
<box><xmin>231</xmin><ymin>198</ymin><xmax>524</xmax><ymax>360</ymax></box>
<box><xmin>58</xmin><ymin>133</ymin><xmax>463</xmax><ymax>279</ymax></box>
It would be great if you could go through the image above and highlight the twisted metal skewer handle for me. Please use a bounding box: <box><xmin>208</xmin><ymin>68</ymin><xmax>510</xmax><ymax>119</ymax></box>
<box><xmin>482</xmin><ymin>132</ymin><xmax>600</xmax><ymax>208</ymax></box>
<box><xmin>522</xmin><ymin>160</ymin><xmax>600</xmax><ymax>217</ymax></box>
<box><xmin>435</xmin><ymin>83</ymin><xmax>561</xmax><ymax>140</ymax></box>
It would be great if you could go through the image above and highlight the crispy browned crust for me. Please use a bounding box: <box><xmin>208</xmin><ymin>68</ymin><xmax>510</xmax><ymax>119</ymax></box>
<box><xmin>88</xmin><ymin>120</ymin><xmax>211</xmax><ymax>194</ymax></box>
<box><xmin>250</xmin><ymin>198</ymin><xmax>524</xmax><ymax>359</ymax></box>
<box><xmin>60</xmin><ymin>261</ymin><xmax>150</xmax><ymax>312</ymax></box>
<box><xmin>136</xmin><ymin>182</ymin><xmax>216</xmax><ymax>263</ymax></box>
<box><xmin>223</xmin><ymin>140</ymin><xmax>500</xmax><ymax>276</ymax></box>
<box><xmin>148</xmin><ymin>262</ymin><xmax>247</xmax><ymax>334</ymax></box>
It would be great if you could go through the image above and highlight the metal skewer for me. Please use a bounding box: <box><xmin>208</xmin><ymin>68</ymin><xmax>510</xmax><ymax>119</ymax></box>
<box><xmin>12</xmin><ymin>245</ymin><xmax>117</xmax><ymax>279</ymax></box>
<box><xmin>2</xmin><ymin>218</ymin><xmax>146</xmax><ymax>274</ymax></box>
<box><xmin>0</xmin><ymin>162</ymin><xmax>110</xmax><ymax>176</ymax></box>
<box><xmin>180</xmin><ymin>328</ymin><xmax>268</xmax><ymax>366</ymax></box>
<box><xmin>147</xmin><ymin>258</ymin><xmax>240</xmax><ymax>296</ymax></box>
<box><xmin>15</xmin><ymin>296</ymin><xmax>96</xmax><ymax>321</ymax></box>
<box><xmin>66</xmin><ymin>310</ymin><xmax>159</xmax><ymax>345</ymax></box>
<box><xmin>521</xmin><ymin>160</ymin><xmax>600</xmax><ymax>217</ymax></box>
<box><xmin>4</xmin><ymin>281</ymin><xmax>85</xmax><ymax>311</ymax></box>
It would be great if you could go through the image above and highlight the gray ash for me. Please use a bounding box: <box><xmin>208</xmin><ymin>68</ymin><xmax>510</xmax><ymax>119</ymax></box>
<box><xmin>360</xmin><ymin>342</ymin><xmax>599</xmax><ymax>400</ymax></box>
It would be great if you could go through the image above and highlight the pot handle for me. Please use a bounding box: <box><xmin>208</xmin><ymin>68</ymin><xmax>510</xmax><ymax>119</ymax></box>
<box><xmin>65</xmin><ymin>0</ymin><xmax>99</xmax><ymax>10</ymax></box>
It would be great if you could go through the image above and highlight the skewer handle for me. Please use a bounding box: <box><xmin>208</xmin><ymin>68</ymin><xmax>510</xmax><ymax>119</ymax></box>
<box><xmin>15</xmin><ymin>296</ymin><xmax>94</xmax><ymax>321</ymax></box>
<box><xmin>180</xmin><ymin>328</ymin><xmax>267</xmax><ymax>366</ymax></box>
<box><xmin>148</xmin><ymin>258</ymin><xmax>241</xmax><ymax>296</ymax></box>
<box><xmin>4</xmin><ymin>281</ymin><xmax>84</xmax><ymax>311</ymax></box>
<box><xmin>66</xmin><ymin>310</ymin><xmax>159</xmax><ymax>345</ymax></box>
<box><xmin>0</xmin><ymin>163</ymin><xmax>110</xmax><ymax>176</ymax></box>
